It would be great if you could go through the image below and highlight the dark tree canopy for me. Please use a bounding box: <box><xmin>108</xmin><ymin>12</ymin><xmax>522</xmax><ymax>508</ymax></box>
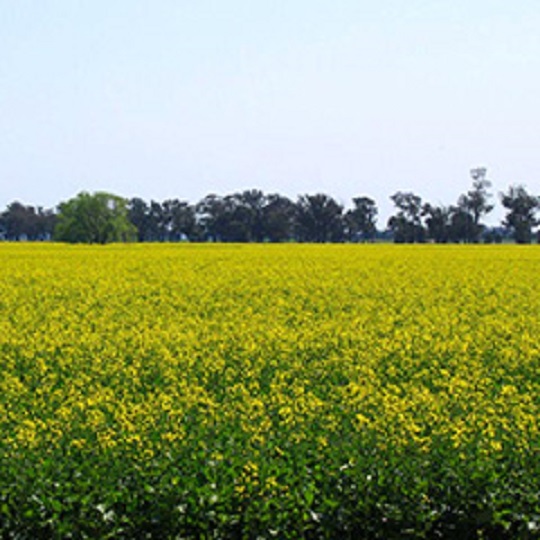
<box><xmin>500</xmin><ymin>185</ymin><xmax>539</xmax><ymax>244</ymax></box>
<box><xmin>422</xmin><ymin>204</ymin><xmax>451</xmax><ymax>244</ymax></box>
<box><xmin>128</xmin><ymin>198</ymin><xmax>154</xmax><ymax>242</ymax></box>
<box><xmin>0</xmin><ymin>202</ymin><xmax>55</xmax><ymax>241</ymax></box>
<box><xmin>2</xmin><ymin>168</ymin><xmax>540</xmax><ymax>244</ymax></box>
<box><xmin>447</xmin><ymin>206</ymin><xmax>476</xmax><ymax>244</ymax></box>
<box><xmin>387</xmin><ymin>191</ymin><xmax>425</xmax><ymax>243</ymax></box>
<box><xmin>262</xmin><ymin>194</ymin><xmax>296</xmax><ymax>242</ymax></box>
<box><xmin>295</xmin><ymin>193</ymin><xmax>344</xmax><ymax>243</ymax></box>
<box><xmin>457</xmin><ymin>168</ymin><xmax>494</xmax><ymax>243</ymax></box>
<box><xmin>345</xmin><ymin>196</ymin><xmax>378</xmax><ymax>242</ymax></box>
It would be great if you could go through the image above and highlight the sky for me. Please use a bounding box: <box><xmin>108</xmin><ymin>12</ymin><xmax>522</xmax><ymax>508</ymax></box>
<box><xmin>1</xmin><ymin>0</ymin><xmax>540</xmax><ymax>225</ymax></box>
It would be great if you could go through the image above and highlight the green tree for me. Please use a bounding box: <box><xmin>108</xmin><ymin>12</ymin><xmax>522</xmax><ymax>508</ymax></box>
<box><xmin>1</xmin><ymin>202</ymin><xmax>35</xmax><ymax>240</ymax></box>
<box><xmin>457</xmin><ymin>168</ymin><xmax>494</xmax><ymax>242</ymax></box>
<box><xmin>233</xmin><ymin>189</ymin><xmax>267</xmax><ymax>242</ymax></box>
<box><xmin>295</xmin><ymin>193</ymin><xmax>344</xmax><ymax>242</ymax></box>
<box><xmin>500</xmin><ymin>185</ymin><xmax>539</xmax><ymax>244</ymax></box>
<box><xmin>448</xmin><ymin>205</ymin><xmax>475</xmax><ymax>243</ymax></box>
<box><xmin>387</xmin><ymin>191</ymin><xmax>425</xmax><ymax>243</ymax></box>
<box><xmin>422</xmin><ymin>203</ymin><xmax>451</xmax><ymax>243</ymax></box>
<box><xmin>164</xmin><ymin>199</ymin><xmax>198</xmax><ymax>241</ymax></box>
<box><xmin>54</xmin><ymin>192</ymin><xmax>137</xmax><ymax>244</ymax></box>
<box><xmin>0</xmin><ymin>202</ymin><xmax>56</xmax><ymax>241</ymax></box>
<box><xmin>195</xmin><ymin>194</ymin><xmax>228</xmax><ymax>241</ymax></box>
<box><xmin>262</xmin><ymin>193</ymin><xmax>296</xmax><ymax>242</ymax></box>
<box><xmin>345</xmin><ymin>196</ymin><xmax>378</xmax><ymax>242</ymax></box>
<box><xmin>128</xmin><ymin>198</ymin><xmax>152</xmax><ymax>242</ymax></box>
<box><xmin>195</xmin><ymin>190</ymin><xmax>269</xmax><ymax>242</ymax></box>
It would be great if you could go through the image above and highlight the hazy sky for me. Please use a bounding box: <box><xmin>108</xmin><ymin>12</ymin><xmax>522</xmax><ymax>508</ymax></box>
<box><xmin>1</xmin><ymin>0</ymin><xmax>540</xmax><ymax>224</ymax></box>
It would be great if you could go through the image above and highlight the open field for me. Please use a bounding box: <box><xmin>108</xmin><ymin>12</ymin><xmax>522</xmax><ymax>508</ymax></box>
<box><xmin>1</xmin><ymin>244</ymin><xmax>540</xmax><ymax>538</ymax></box>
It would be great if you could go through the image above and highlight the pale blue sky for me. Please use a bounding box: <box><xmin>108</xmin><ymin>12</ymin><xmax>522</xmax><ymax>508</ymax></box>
<box><xmin>1</xmin><ymin>0</ymin><xmax>540</xmax><ymax>224</ymax></box>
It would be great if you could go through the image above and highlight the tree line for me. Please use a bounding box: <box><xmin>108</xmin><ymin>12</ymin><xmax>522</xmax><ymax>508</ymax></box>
<box><xmin>1</xmin><ymin>169</ymin><xmax>539</xmax><ymax>244</ymax></box>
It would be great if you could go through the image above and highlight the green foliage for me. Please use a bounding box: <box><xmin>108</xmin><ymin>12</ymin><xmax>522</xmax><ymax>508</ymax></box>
<box><xmin>500</xmin><ymin>185</ymin><xmax>539</xmax><ymax>244</ymax></box>
<box><xmin>345</xmin><ymin>196</ymin><xmax>378</xmax><ymax>242</ymax></box>
<box><xmin>295</xmin><ymin>193</ymin><xmax>344</xmax><ymax>243</ymax></box>
<box><xmin>54</xmin><ymin>192</ymin><xmax>137</xmax><ymax>244</ymax></box>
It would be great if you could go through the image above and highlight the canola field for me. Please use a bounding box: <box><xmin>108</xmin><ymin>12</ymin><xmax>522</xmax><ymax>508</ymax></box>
<box><xmin>1</xmin><ymin>243</ymin><xmax>540</xmax><ymax>539</ymax></box>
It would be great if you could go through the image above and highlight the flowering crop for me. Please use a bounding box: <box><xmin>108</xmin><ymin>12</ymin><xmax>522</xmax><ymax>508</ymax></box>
<box><xmin>1</xmin><ymin>244</ymin><xmax>539</xmax><ymax>538</ymax></box>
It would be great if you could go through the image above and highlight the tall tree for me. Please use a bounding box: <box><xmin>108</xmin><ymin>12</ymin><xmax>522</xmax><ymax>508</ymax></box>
<box><xmin>54</xmin><ymin>192</ymin><xmax>137</xmax><ymax>244</ymax></box>
<box><xmin>345</xmin><ymin>196</ymin><xmax>378</xmax><ymax>242</ymax></box>
<box><xmin>422</xmin><ymin>203</ymin><xmax>451</xmax><ymax>243</ymax></box>
<box><xmin>165</xmin><ymin>199</ymin><xmax>198</xmax><ymax>241</ymax></box>
<box><xmin>233</xmin><ymin>189</ymin><xmax>267</xmax><ymax>242</ymax></box>
<box><xmin>196</xmin><ymin>194</ymin><xmax>227</xmax><ymax>241</ymax></box>
<box><xmin>1</xmin><ymin>202</ymin><xmax>33</xmax><ymax>240</ymax></box>
<box><xmin>500</xmin><ymin>185</ymin><xmax>539</xmax><ymax>244</ymax></box>
<box><xmin>33</xmin><ymin>207</ymin><xmax>56</xmax><ymax>240</ymax></box>
<box><xmin>0</xmin><ymin>202</ymin><xmax>55</xmax><ymax>241</ymax></box>
<box><xmin>262</xmin><ymin>194</ymin><xmax>296</xmax><ymax>242</ymax></box>
<box><xmin>196</xmin><ymin>190</ymin><xmax>277</xmax><ymax>242</ymax></box>
<box><xmin>295</xmin><ymin>194</ymin><xmax>344</xmax><ymax>242</ymax></box>
<box><xmin>207</xmin><ymin>190</ymin><xmax>267</xmax><ymax>242</ymax></box>
<box><xmin>457</xmin><ymin>168</ymin><xmax>494</xmax><ymax>242</ymax></box>
<box><xmin>447</xmin><ymin>205</ymin><xmax>476</xmax><ymax>243</ymax></box>
<box><xmin>128</xmin><ymin>198</ymin><xmax>152</xmax><ymax>242</ymax></box>
<box><xmin>387</xmin><ymin>191</ymin><xmax>425</xmax><ymax>243</ymax></box>
<box><xmin>146</xmin><ymin>201</ymin><xmax>169</xmax><ymax>241</ymax></box>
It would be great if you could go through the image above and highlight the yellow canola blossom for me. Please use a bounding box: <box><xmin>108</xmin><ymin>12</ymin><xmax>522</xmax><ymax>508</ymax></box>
<box><xmin>1</xmin><ymin>243</ymin><xmax>539</xmax><ymax>474</ymax></box>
